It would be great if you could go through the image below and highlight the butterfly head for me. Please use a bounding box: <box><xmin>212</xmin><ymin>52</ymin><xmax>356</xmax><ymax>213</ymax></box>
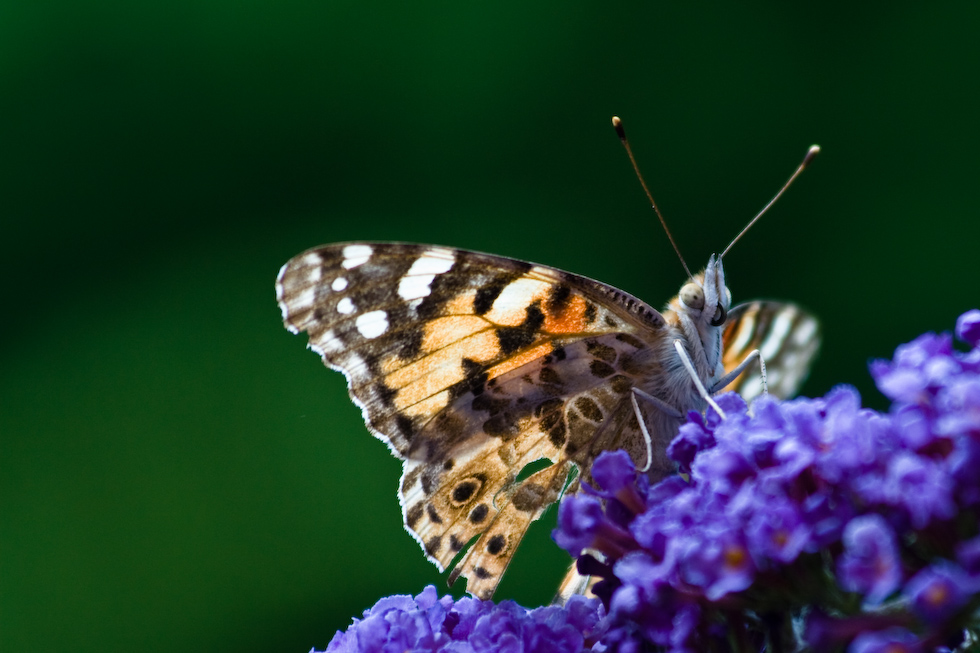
<box><xmin>673</xmin><ymin>254</ymin><xmax>732</xmax><ymax>368</ymax></box>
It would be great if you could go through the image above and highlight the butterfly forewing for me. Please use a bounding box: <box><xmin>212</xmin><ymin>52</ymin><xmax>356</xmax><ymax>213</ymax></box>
<box><xmin>276</xmin><ymin>242</ymin><xmax>673</xmax><ymax>598</ymax></box>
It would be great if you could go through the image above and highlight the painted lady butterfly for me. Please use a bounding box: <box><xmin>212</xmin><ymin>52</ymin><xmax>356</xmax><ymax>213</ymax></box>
<box><xmin>275</xmin><ymin>240</ymin><xmax>819</xmax><ymax>600</ymax></box>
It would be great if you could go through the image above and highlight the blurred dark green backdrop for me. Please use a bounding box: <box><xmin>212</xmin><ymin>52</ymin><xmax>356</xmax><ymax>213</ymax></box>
<box><xmin>3</xmin><ymin>2</ymin><xmax>979</xmax><ymax>651</ymax></box>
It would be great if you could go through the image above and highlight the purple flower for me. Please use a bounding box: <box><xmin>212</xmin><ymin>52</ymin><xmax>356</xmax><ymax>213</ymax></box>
<box><xmin>871</xmin><ymin>332</ymin><xmax>956</xmax><ymax>404</ymax></box>
<box><xmin>675</xmin><ymin>526</ymin><xmax>756</xmax><ymax>600</ymax></box>
<box><xmin>553</xmin><ymin>494</ymin><xmax>607</xmax><ymax>558</ymax></box>
<box><xmin>667</xmin><ymin>413</ymin><xmax>715</xmax><ymax>472</ymax></box>
<box><xmin>322</xmin><ymin>586</ymin><xmax>605</xmax><ymax>653</ymax></box>
<box><xmin>955</xmin><ymin>535</ymin><xmax>980</xmax><ymax>575</ymax></box>
<box><xmin>936</xmin><ymin>376</ymin><xmax>980</xmax><ymax>436</ymax></box>
<box><xmin>848</xmin><ymin>627</ymin><xmax>921</xmax><ymax>653</ymax></box>
<box><xmin>743</xmin><ymin>493</ymin><xmax>811</xmax><ymax>565</ymax></box>
<box><xmin>956</xmin><ymin>309</ymin><xmax>980</xmax><ymax>346</ymax></box>
<box><xmin>856</xmin><ymin>451</ymin><xmax>956</xmax><ymax>529</ymax></box>
<box><xmin>836</xmin><ymin>514</ymin><xmax>903</xmax><ymax>605</ymax></box>
<box><xmin>904</xmin><ymin>562</ymin><xmax>971</xmax><ymax>626</ymax></box>
<box><xmin>325</xmin><ymin>310</ymin><xmax>980</xmax><ymax>653</ymax></box>
<box><xmin>588</xmin><ymin>449</ymin><xmax>647</xmax><ymax>515</ymax></box>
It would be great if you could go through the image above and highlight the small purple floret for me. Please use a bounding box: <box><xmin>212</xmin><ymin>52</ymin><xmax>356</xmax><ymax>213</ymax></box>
<box><xmin>956</xmin><ymin>308</ymin><xmax>980</xmax><ymax>346</ymax></box>
<box><xmin>848</xmin><ymin>627</ymin><xmax>921</xmax><ymax>653</ymax></box>
<box><xmin>836</xmin><ymin>514</ymin><xmax>902</xmax><ymax>605</ymax></box>
<box><xmin>904</xmin><ymin>562</ymin><xmax>971</xmax><ymax>625</ymax></box>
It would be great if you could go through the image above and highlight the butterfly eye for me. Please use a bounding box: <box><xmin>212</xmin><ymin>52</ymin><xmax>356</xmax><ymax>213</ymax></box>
<box><xmin>710</xmin><ymin>303</ymin><xmax>727</xmax><ymax>326</ymax></box>
<box><xmin>680</xmin><ymin>283</ymin><xmax>705</xmax><ymax>310</ymax></box>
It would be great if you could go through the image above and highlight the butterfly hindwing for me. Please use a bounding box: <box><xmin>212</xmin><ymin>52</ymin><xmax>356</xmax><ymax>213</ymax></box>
<box><xmin>721</xmin><ymin>300</ymin><xmax>821</xmax><ymax>401</ymax></box>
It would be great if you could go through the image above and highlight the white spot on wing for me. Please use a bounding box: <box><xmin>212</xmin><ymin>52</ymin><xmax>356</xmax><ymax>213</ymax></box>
<box><xmin>275</xmin><ymin>261</ymin><xmax>290</xmax><ymax>302</ymax></box>
<box><xmin>302</xmin><ymin>252</ymin><xmax>322</xmax><ymax>267</ymax></box>
<box><xmin>337</xmin><ymin>297</ymin><xmax>355</xmax><ymax>314</ymax></box>
<box><xmin>792</xmin><ymin>317</ymin><xmax>817</xmax><ymax>346</ymax></box>
<box><xmin>311</xmin><ymin>329</ymin><xmax>344</xmax><ymax>355</ymax></box>
<box><xmin>342</xmin><ymin>244</ymin><xmax>372</xmax><ymax>269</ymax></box>
<box><xmin>408</xmin><ymin>249</ymin><xmax>455</xmax><ymax>275</ymax></box>
<box><xmin>292</xmin><ymin>287</ymin><xmax>316</xmax><ymax>311</ymax></box>
<box><xmin>397</xmin><ymin>249</ymin><xmax>455</xmax><ymax>300</ymax></box>
<box><xmin>486</xmin><ymin>277</ymin><xmax>549</xmax><ymax>323</ymax></box>
<box><xmin>398</xmin><ymin>275</ymin><xmax>435</xmax><ymax>300</ymax></box>
<box><xmin>760</xmin><ymin>307</ymin><xmax>797</xmax><ymax>361</ymax></box>
<box><xmin>321</xmin><ymin>330</ymin><xmax>344</xmax><ymax>353</ymax></box>
<box><xmin>356</xmin><ymin>310</ymin><xmax>389</xmax><ymax>339</ymax></box>
<box><xmin>332</xmin><ymin>277</ymin><xmax>348</xmax><ymax>292</ymax></box>
<box><xmin>729</xmin><ymin>312</ymin><xmax>756</xmax><ymax>356</ymax></box>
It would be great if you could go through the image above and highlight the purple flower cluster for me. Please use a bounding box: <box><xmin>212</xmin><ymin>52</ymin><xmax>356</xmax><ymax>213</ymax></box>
<box><xmin>320</xmin><ymin>585</ymin><xmax>606</xmax><ymax>653</ymax></box>
<box><xmin>552</xmin><ymin>309</ymin><xmax>980</xmax><ymax>652</ymax></box>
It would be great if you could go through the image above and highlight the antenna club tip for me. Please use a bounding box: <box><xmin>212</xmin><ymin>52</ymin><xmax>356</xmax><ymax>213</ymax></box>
<box><xmin>611</xmin><ymin>115</ymin><xmax>626</xmax><ymax>140</ymax></box>
<box><xmin>803</xmin><ymin>144</ymin><xmax>821</xmax><ymax>166</ymax></box>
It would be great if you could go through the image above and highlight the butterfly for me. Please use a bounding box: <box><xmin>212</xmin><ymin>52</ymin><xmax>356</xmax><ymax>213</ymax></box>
<box><xmin>275</xmin><ymin>241</ymin><xmax>820</xmax><ymax>600</ymax></box>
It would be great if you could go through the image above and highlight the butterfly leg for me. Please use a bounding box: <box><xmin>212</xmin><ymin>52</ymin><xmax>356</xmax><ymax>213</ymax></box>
<box><xmin>709</xmin><ymin>348</ymin><xmax>768</xmax><ymax>396</ymax></box>
<box><xmin>629</xmin><ymin>387</ymin><xmax>683</xmax><ymax>473</ymax></box>
<box><xmin>673</xmin><ymin>340</ymin><xmax>727</xmax><ymax>418</ymax></box>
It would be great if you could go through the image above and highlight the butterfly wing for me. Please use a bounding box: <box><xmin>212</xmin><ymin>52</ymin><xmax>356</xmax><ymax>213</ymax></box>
<box><xmin>721</xmin><ymin>301</ymin><xmax>821</xmax><ymax>401</ymax></box>
<box><xmin>276</xmin><ymin>243</ymin><xmax>669</xmax><ymax>598</ymax></box>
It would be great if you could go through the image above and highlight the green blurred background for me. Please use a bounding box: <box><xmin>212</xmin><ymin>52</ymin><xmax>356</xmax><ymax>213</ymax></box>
<box><xmin>2</xmin><ymin>2</ymin><xmax>978</xmax><ymax>651</ymax></box>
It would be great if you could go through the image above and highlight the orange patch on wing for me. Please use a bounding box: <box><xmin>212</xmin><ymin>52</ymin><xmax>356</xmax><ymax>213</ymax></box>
<box><xmin>422</xmin><ymin>316</ymin><xmax>491</xmax><ymax>352</ymax></box>
<box><xmin>486</xmin><ymin>342</ymin><xmax>553</xmax><ymax>380</ymax></box>
<box><xmin>543</xmin><ymin>295</ymin><xmax>592</xmax><ymax>334</ymax></box>
<box><xmin>444</xmin><ymin>290</ymin><xmax>476</xmax><ymax>316</ymax></box>
<box><xmin>387</xmin><ymin>331</ymin><xmax>501</xmax><ymax>403</ymax></box>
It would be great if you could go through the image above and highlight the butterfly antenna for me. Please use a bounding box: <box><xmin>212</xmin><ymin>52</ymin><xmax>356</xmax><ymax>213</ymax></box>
<box><xmin>721</xmin><ymin>145</ymin><xmax>821</xmax><ymax>258</ymax></box>
<box><xmin>612</xmin><ymin>116</ymin><xmax>693</xmax><ymax>279</ymax></box>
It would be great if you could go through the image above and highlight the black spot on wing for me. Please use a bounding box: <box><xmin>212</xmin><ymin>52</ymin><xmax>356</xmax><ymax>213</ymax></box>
<box><xmin>539</xmin><ymin>367</ymin><xmax>562</xmax><ymax>386</ymax></box>
<box><xmin>575</xmin><ymin>396</ymin><xmax>603</xmax><ymax>422</ymax></box>
<box><xmin>496</xmin><ymin>303</ymin><xmax>545</xmax><ymax>355</ymax></box>
<box><xmin>473</xmin><ymin>566</ymin><xmax>493</xmax><ymax>580</ymax></box>
<box><xmin>586</xmin><ymin>341</ymin><xmax>617</xmax><ymax>363</ymax></box>
<box><xmin>402</xmin><ymin>467</ymin><xmax>422</xmax><ymax>493</ymax></box>
<box><xmin>469</xmin><ymin>503</ymin><xmax>489</xmax><ymax>523</ymax></box>
<box><xmin>398</xmin><ymin>328</ymin><xmax>424</xmax><ymax>361</ymax></box>
<box><xmin>547</xmin><ymin>283</ymin><xmax>572</xmax><ymax>313</ymax></box>
<box><xmin>616</xmin><ymin>333</ymin><xmax>646</xmax><ymax>349</ymax></box>
<box><xmin>486</xmin><ymin>534</ymin><xmax>507</xmax><ymax>556</ymax></box>
<box><xmin>374</xmin><ymin>381</ymin><xmax>397</xmax><ymax>407</ymax></box>
<box><xmin>407</xmin><ymin>502</ymin><xmax>424</xmax><ymax>529</ymax></box>
<box><xmin>474</xmin><ymin>273</ymin><xmax>519</xmax><ymax>315</ymax></box>
<box><xmin>396</xmin><ymin>414</ymin><xmax>416</xmax><ymax>440</ymax></box>
<box><xmin>548</xmin><ymin>420</ymin><xmax>567</xmax><ymax>448</ymax></box>
<box><xmin>448</xmin><ymin>358</ymin><xmax>489</xmax><ymax>401</ymax></box>
<box><xmin>421</xmin><ymin>466</ymin><xmax>442</xmax><ymax>495</ymax></box>
<box><xmin>425</xmin><ymin>536</ymin><xmax>442</xmax><ymax>556</ymax></box>
<box><xmin>584</xmin><ymin>302</ymin><xmax>597</xmax><ymax>324</ymax></box>
<box><xmin>590</xmin><ymin>360</ymin><xmax>615</xmax><ymax>378</ymax></box>
<box><xmin>483</xmin><ymin>412</ymin><xmax>520</xmax><ymax>439</ymax></box>
<box><xmin>426</xmin><ymin>503</ymin><xmax>443</xmax><ymax>524</ymax></box>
